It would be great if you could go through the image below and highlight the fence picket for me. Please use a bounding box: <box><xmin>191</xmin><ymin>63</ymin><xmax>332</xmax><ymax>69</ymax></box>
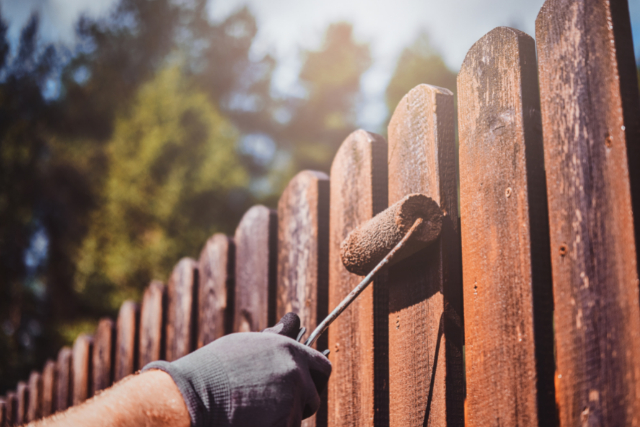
<box><xmin>277</xmin><ymin>170</ymin><xmax>330</xmax><ymax>427</ymax></box>
<box><xmin>4</xmin><ymin>392</ymin><xmax>15</xmax><ymax>427</ymax></box>
<box><xmin>234</xmin><ymin>206</ymin><xmax>277</xmax><ymax>332</ymax></box>
<box><xmin>115</xmin><ymin>301</ymin><xmax>139</xmax><ymax>381</ymax></box>
<box><xmin>536</xmin><ymin>0</ymin><xmax>640</xmax><ymax>424</ymax></box>
<box><xmin>327</xmin><ymin>130</ymin><xmax>388</xmax><ymax>426</ymax></box>
<box><xmin>458</xmin><ymin>27</ymin><xmax>556</xmax><ymax>426</ymax></box>
<box><xmin>15</xmin><ymin>382</ymin><xmax>27</xmax><ymax>426</ymax></box>
<box><xmin>166</xmin><ymin>258</ymin><xmax>199</xmax><ymax>361</ymax></box>
<box><xmin>0</xmin><ymin>398</ymin><xmax>5</xmax><ymax>427</ymax></box>
<box><xmin>72</xmin><ymin>334</ymin><xmax>93</xmax><ymax>405</ymax></box>
<box><xmin>198</xmin><ymin>234</ymin><xmax>235</xmax><ymax>347</ymax></box>
<box><xmin>41</xmin><ymin>360</ymin><xmax>56</xmax><ymax>418</ymax></box>
<box><xmin>55</xmin><ymin>347</ymin><xmax>72</xmax><ymax>412</ymax></box>
<box><xmin>93</xmin><ymin>318</ymin><xmax>114</xmax><ymax>393</ymax></box>
<box><xmin>386</xmin><ymin>84</ymin><xmax>464</xmax><ymax>426</ymax></box>
<box><xmin>27</xmin><ymin>371</ymin><xmax>42</xmax><ymax>422</ymax></box>
<box><xmin>139</xmin><ymin>281</ymin><xmax>166</xmax><ymax>366</ymax></box>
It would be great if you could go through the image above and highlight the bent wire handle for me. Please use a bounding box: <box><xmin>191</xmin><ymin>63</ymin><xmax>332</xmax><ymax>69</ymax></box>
<box><xmin>304</xmin><ymin>218</ymin><xmax>424</xmax><ymax>348</ymax></box>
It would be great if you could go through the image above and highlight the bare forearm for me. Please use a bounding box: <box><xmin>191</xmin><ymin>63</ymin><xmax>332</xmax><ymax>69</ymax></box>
<box><xmin>30</xmin><ymin>370</ymin><xmax>190</xmax><ymax>427</ymax></box>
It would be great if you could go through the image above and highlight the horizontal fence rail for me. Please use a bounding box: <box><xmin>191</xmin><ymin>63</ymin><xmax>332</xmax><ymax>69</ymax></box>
<box><xmin>3</xmin><ymin>1</ymin><xmax>640</xmax><ymax>426</ymax></box>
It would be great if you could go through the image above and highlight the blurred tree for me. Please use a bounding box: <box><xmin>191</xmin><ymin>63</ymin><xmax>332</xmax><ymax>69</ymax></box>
<box><xmin>385</xmin><ymin>32</ymin><xmax>457</xmax><ymax>115</ymax></box>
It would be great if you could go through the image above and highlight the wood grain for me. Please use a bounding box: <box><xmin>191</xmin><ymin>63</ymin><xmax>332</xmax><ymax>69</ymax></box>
<box><xmin>15</xmin><ymin>382</ymin><xmax>27</xmax><ymax>426</ymax></box>
<box><xmin>327</xmin><ymin>130</ymin><xmax>388</xmax><ymax>426</ymax></box>
<box><xmin>166</xmin><ymin>258</ymin><xmax>199</xmax><ymax>361</ymax></box>
<box><xmin>4</xmin><ymin>392</ymin><xmax>15</xmax><ymax>427</ymax></box>
<box><xmin>139</xmin><ymin>281</ymin><xmax>166</xmax><ymax>366</ymax></box>
<box><xmin>198</xmin><ymin>234</ymin><xmax>235</xmax><ymax>347</ymax></box>
<box><xmin>234</xmin><ymin>205</ymin><xmax>278</xmax><ymax>332</ymax></box>
<box><xmin>386</xmin><ymin>83</ymin><xmax>464</xmax><ymax>426</ymax></box>
<box><xmin>536</xmin><ymin>1</ymin><xmax>640</xmax><ymax>425</ymax></box>
<box><xmin>458</xmin><ymin>27</ymin><xmax>556</xmax><ymax>426</ymax></box>
<box><xmin>72</xmin><ymin>334</ymin><xmax>93</xmax><ymax>406</ymax></box>
<box><xmin>27</xmin><ymin>371</ymin><xmax>42</xmax><ymax>422</ymax></box>
<box><xmin>41</xmin><ymin>359</ymin><xmax>56</xmax><ymax>417</ymax></box>
<box><xmin>55</xmin><ymin>347</ymin><xmax>72</xmax><ymax>412</ymax></box>
<box><xmin>115</xmin><ymin>301</ymin><xmax>139</xmax><ymax>381</ymax></box>
<box><xmin>277</xmin><ymin>170</ymin><xmax>330</xmax><ymax>427</ymax></box>
<box><xmin>92</xmin><ymin>318</ymin><xmax>114</xmax><ymax>393</ymax></box>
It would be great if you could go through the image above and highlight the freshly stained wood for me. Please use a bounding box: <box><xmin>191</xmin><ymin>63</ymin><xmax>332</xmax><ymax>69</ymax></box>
<box><xmin>277</xmin><ymin>170</ymin><xmax>330</xmax><ymax>427</ymax></box>
<box><xmin>386</xmin><ymin>84</ymin><xmax>464</xmax><ymax>426</ymax></box>
<box><xmin>41</xmin><ymin>359</ymin><xmax>56</xmax><ymax>417</ymax></box>
<box><xmin>166</xmin><ymin>258</ymin><xmax>199</xmax><ymax>361</ymax></box>
<box><xmin>15</xmin><ymin>382</ymin><xmax>27</xmax><ymax>426</ymax></box>
<box><xmin>458</xmin><ymin>27</ymin><xmax>556</xmax><ymax>426</ymax></box>
<box><xmin>5</xmin><ymin>392</ymin><xmax>16</xmax><ymax>426</ymax></box>
<box><xmin>198</xmin><ymin>234</ymin><xmax>235</xmax><ymax>347</ymax></box>
<box><xmin>327</xmin><ymin>130</ymin><xmax>388</xmax><ymax>426</ymax></box>
<box><xmin>234</xmin><ymin>205</ymin><xmax>278</xmax><ymax>332</ymax></box>
<box><xmin>92</xmin><ymin>318</ymin><xmax>114</xmax><ymax>393</ymax></box>
<box><xmin>55</xmin><ymin>347</ymin><xmax>72</xmax><ymax>412</ymax></box>
<box><xmin>536</xmin><ymin>1</ymin><xmax>640</xmax><ymax>424</ymax></box>
<box><xmin>115</xmin><ymin>301</ymin><xmax>139</xmax><ymax>381</ymax></box>
<box><xmin>27</xmin><ymin>371</ymin><xmax>42</xmax><ymax>422</ymax></box>
<box><xmin>139</xmin><ymin>281</ymin><xmax>165</xmax><ymax>366</ymax></box>
<box><xmin>72</xmin><ymin>334</ymin><xmax>93</xmax><ymax>405</ymax></box>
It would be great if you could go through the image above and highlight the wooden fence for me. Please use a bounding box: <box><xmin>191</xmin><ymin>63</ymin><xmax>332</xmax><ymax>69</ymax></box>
<box><xmin>2</xmin><ymin>0</ymin><xmax>640</xmax><ymax>425</ymax></box>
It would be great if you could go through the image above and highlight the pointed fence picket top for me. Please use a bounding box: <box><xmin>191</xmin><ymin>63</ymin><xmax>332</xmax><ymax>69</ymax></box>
<box><xmin>55</xmin><ymin>347</ymin><xmax>72</xmax><ymax>412</ymax></box>
<box><xmin>327</xmin><ymin>130</ymin><xmax>388</xmax><ymax>426</ymax></box>
<box><xmin>139</xmin><ymin>281</ymin><xmax>166</xmax><ymax>367</ymax></box>
<box><xmin>386</xmin><ymin>83</ymin><xmax>464</xmax><ymax>426</ymax></box>
<box><xmin>114</xmin><ymin>301</ymin><xmax>139</xmax><ymax>381</ymax></box>
<box><xmin>234</xmin><ymin>205</ymin><xmax>278</xmax><ymax>332</ymax></box>
<box><xmin>93</xmin><ymin>318</ymin><xmax>114</xmax><ymax>393</ymax></box>
<box><xmin>41</xmin><ymin>359</ymin><xmax>56</xmax><ymax>418</ymax></box>
<box><xmin>536</xmin><ymin>0</ymin><xmax>640</xmax><ymax>424</ymax></box>
<box><xmin>198</xmin><ymin>234</ymin><xmax>235</xmax><ymax>347</ymax></box>
<box><xmin>458</xmin><ymin>27</ymin><xmax>556</xmax><ymax>427</ymax></box>
<box><xmin>166</xmin><ymin>258</ymin><xmax>199</xmax><ymax>361</ymax></box>
<box><xmin>276</xmin><ymin>170</ymin><xmax>330</xmax><ymax>427</ymax></box>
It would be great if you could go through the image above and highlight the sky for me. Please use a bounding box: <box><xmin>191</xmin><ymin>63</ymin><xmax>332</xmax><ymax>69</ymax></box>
<box><xmin>1</xmin><ymin>0</ymin><xmax>640</xmax><ymax>129</ymax></box>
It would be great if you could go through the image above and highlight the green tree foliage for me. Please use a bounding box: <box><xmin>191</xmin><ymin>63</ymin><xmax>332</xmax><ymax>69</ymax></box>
<box><xmin>385</xmin><ymin>32</ymin><xmax>457</xmax><ymax>115</ymax></box>
<box><xmin>75</xmin><ymin>66</ymin><xmax>248</xmax><ymax>309</ymax></box>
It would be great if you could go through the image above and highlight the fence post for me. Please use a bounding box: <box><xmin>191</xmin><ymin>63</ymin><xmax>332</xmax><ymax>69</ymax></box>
<box><xmin>198</xmin><ymin>234</ymin><xmax>235</xmax><ymax>347</ymax></box>
<box><xmin>15</xmin><ymin>382</ymin><xmax>27</xmax><ymax>426</ymax></box>
<box><xmin>55</xmin><ymin>347</ymin><xmax>72</xmax><ymax>412</ymax></box>
<box><xmin>234</xmin><ymin>206</ymin><xmax>278</xmax><ymax>332</ymax></box>
<box><xmin>277</xmin><ymin>170</ymin><xmax>330</xmax><ymax>427</ymax></box>
<box><xmin>115</xmin><ymin>301</ymin><xmax>139</xmax><ymax>381</ymax></box>
<box><xmin>92</xmin><ymin>318</ymin><xmax>114</xmax><ymax>393</ymax></box>
<box><xmin>457</xmin><ymin>27</ymin><xmax>556</xmax><ymax>426</ymax></box>
<box><xmin>166</xmin><ymin>258</ymin><xmax>199</xmax><ymax>361</ymax></box>
<box><xmin>139</xmin><ymin>281</ymin><xmax>166</xmax><ymax>367</ymax></box>
<box><xmin>327</xmin><ymin>130</ymin><xmax>388</xmax><ymax>426</ymax></box>
<box><xmin>536</xmin><ymin>0</ymin><xmax>640</xmax><ymax>424</ymax></box>
<box><xmin>72</xmin><ymin>334</ymin><xmax>93</xmax><ymax>406</ymax></box>
<box><xmin>386</xmin><ymin>84</ymin><xmax>464</xmax><ymax>426</ymax></box>
<box><xmin>41</xmin><ymin>360</ymin><xmax>56</xmax><ymax>418</ymax></box>
<box><xmin>27</xmin><ymin>371</ymin><xmax>42</xmax><ymax>422</ymax></box>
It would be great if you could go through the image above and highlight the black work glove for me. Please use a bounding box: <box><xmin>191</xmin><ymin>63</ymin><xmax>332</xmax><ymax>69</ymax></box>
<box><xmin>142</xmin><ymin>313</ymin><xmax>331</xmax><ymax>427</ymax></box>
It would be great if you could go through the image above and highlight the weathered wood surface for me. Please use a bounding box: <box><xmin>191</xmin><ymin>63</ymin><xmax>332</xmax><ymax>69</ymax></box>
<box><xmin>5</xmin><ymin>392</ymin><xmax>15</xmax><ymax>427</ymax></box>
<box><xmin>139</xmin><ymin>281</ymin><xmax>165</xmax><ymax>366</ymax></box>
<box><xmin>234</xmin><ymin>205</ymin><xmax>278</xmax><ymax>332</ymax></box>
<box><xmin>327</xmin><ymin>130</ymin><xmax>388</xmax><ymax>426</ymax></box>
<box><xmin>15</xmin><ymin>382</ymin><xmax>27</xmax><ymax>426</ymax></box>
<box><xmin>166</xmin><ymin>258</ymin><xmax>199</xmax><ymax>361</ymax></box>
<box><xmin>41</xmin><ymin>359</ymin><xmax>56</xmax><ymax>417</ymax></box>
<box><xmin>27</xmin><ymin>371</ymin><xmax>42</xmax><ymax>422</ymax></box>
<box><xmin>55</xmin><ymin>347</ymin><xmax>72</xmax><ymax>412</ymax></box>
<box><xmin>198</xmin><ymin>234</ymin><xmax>235</xmax><ymax>347</ymax></box>
<box><xmin>277</xmin><ymin>170</ymin><xmax>330</xmax><ymax>427</ymax></box>
<box><xmin>72</xmin><ymin>334</ymin><xmax>93</xmax><ymax>406</ymax></box>
<box><xmin>458</xmin><ymin>27</ymin><xmax>556</xmax><ymax>426</ymax></box>
<box><xmin>115</xmin><ymin>301</ymin><xmax>139</xmax><ymax>381</ymax></box>
<box><xmin>92</xmin><ymin>318</ymin><xmax>114</xmax><ymax>393</ymax></box>
<box><xmin>536</xmin><ymin>1</ymin><xmax>640</xmax><ymax>425</ymax></box>
<box><xmin>386</xmin><ymin>84</ymin><xmax>464</xmax><ymax>426</ymax></box>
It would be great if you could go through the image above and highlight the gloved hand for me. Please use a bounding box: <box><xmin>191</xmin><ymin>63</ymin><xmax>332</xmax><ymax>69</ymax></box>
<box><xmin>142</xmin><ymin>313</ymin><xmax>331</xmax><ymax>427</ymax></box>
